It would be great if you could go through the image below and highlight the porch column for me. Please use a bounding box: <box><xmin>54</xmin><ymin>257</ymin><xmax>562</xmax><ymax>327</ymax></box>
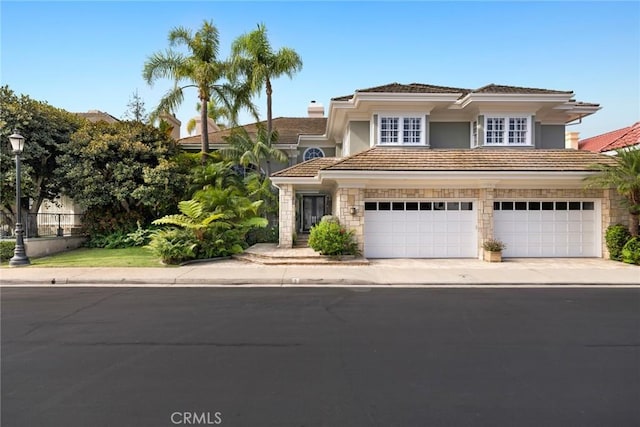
<box><xmin>278</xmin><ymin>184</ymin><xmax>296</xmax><ymax>248</ymax></box>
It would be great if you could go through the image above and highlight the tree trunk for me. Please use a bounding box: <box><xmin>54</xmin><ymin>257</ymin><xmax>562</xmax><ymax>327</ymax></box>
<box><xmin>266</xmin><ymin>78</ymin><xmax>273</xmax><ymax>135</ymax></box>
<box><xmin>200</xmin><ymin>95</ymin><xmax>210</xmax><ymax>164</ymax></box>
<box><xmin>630</xmin><ymin>213</ymin><xmax>639</xmax><ymax>237</ymax></box>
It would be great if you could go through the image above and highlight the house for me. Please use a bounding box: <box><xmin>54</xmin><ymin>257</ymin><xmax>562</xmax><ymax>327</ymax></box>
<box><xmin>270</xmin><ymin>82</ymin><xmax>628</xmax><ymax>259</ymax></box>
<box><xmin>178</xmin><ymin>102</ymin><xmax>328</xmax><ymax>169</ymax></box>
<box><xmin>577</xmin><ymin>121</ymin><xmax>640</xmax><ymax>154</ymax></box>
<box><xmin>75</xmin><ymin>109</ymin><xmax>120</xmax><ymax>124</ymax></box>
<box><xmin>37</xmin><ymin>110</ymin><xmax>123</xmax><ymax>233</ymax></box>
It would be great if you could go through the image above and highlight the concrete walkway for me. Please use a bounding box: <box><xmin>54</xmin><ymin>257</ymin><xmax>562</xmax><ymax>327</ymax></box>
<box><xmin>1</xmin><ymin>257</ymin><xmax>638</xmax><ymax>287</ymax></box>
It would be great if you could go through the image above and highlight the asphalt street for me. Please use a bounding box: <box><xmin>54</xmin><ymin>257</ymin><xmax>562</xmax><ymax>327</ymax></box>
<box><xmin>2</xmin><ymin>287</ymin><xmax>639</xmax><ymax>427</ymax></box>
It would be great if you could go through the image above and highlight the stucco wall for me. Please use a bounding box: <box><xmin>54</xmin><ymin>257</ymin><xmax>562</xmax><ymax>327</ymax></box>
<box><xmin>349</xmin><ymin>121</ymin><xmax>370</xmax><ymax>154</ymax></box>
<box><xmin>429</xmin><ymin>122</ymin><xmax>471</xmax><ymax>149</ymax></box>
<box><xmin>24</xmin><ymin>236</ymin><xmax>87</xmax><ymax>258</ymax></box>
<box><xmin>537</xmin><ymin>124</ymin><xmax>566</xmax><ymax>149</ymax></box>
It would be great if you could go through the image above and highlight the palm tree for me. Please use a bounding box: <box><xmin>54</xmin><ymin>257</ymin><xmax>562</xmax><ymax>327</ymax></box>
<box><xmin>230</xmin><ymin>23</ymin><xmax>303</xmax><ymax>136</ymax></box>
<box><xmin>143</xmin><ymin>20</ymin><xmax>255</xmax><ymax>162</ymax></box>
<box><xmin>585</xmin><ymin>149</ymin><xmax>640</xmax><ymax>236</ymax></box>
<box><xmin>186</xmin><ymin>100</ymin><xmax>231</xmax><ymax>135</ymax></box>
<box><xmin>219</xmin><ymin>124</ymin><xmax>287</xmax><ymax>176</ymax></box>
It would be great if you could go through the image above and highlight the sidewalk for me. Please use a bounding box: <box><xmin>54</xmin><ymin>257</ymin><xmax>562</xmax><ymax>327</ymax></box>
<box><xmin>1</xmin><ymin>258</ymin><xmax>638</xmax><ymax>287</ymax></box>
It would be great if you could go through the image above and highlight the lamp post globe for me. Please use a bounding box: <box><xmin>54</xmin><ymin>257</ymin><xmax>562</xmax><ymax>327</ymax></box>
<box><xmin>9</xmin><ymin>130</ymin><xmax>30</xmax><ymax>267</ymax></box>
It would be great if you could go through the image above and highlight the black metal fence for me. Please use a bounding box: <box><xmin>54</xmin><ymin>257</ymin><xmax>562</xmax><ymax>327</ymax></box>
<box><xmin>0</xmin><ymin>212</ymin><xmax>84</xmax><ymax>238</ymax></box>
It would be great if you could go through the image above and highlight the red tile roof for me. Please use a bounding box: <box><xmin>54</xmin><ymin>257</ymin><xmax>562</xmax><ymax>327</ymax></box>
<box><xmin>579</xmin><ymin>122</ymin><xmax>640</xmax><ymax>153</ymax></box>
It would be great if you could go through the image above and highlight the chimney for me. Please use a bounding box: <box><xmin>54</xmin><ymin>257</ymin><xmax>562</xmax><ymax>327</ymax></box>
<box><xmin>159</xmin><ymin>112</ymin><xmax>182</xmax><ymax>140</ymax></box>
<box><xmin>565</xmin><ymin>131</ymin><xmax>580</xmax><ymax>150</ymax></box>
<box><xmin>307</xmin><ymin>100</ymin><xmax>324</xmax><ymax>118</ymax></box>
<box><xmin>192</xmin><ymin>116</ymin><xmax>220</xmax><ymax>136</ymax></box>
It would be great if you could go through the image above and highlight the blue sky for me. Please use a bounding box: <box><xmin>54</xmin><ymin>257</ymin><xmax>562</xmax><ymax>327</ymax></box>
<box><xmin>1</xmin><ymin>1</ymin><xmax>638</xmax><ymax>139</ymax></box>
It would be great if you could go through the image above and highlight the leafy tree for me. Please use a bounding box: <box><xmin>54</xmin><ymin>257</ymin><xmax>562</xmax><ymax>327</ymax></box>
<box><xmin>122</xmin><ymin>89</ymin><xmax>148</xmax><ymax>122</ymax></box>
<box><xmin>143</xmin><ymin>20</ymin><xmax>256</xmax><ymax>161</ymax></box>
<box><xmin>0</xmin><ymin>85</ymin><xmax>83</xmax><ymax>236</ymax></box>
<box><xmin>585</xmin><ymin>149</ymin><xmax>640</xmax><ymax>236</ymax></box>
<box><xmin>219</xmin><ymin>124</ymin><xmax>287</xmax><ymax>176</ymax></box>
<box><xmin>187</xmin><ymin>158</ymin><xmax>244</xmax><ymax>196</ymax></box>
<box><xmin>149</xmin><ymin>184</ymin><xmax>268</xmax><ymax>263</ymax></box>
<box><xmin>186</xmin><ymin>99</ymin><xmax>231</xmax><ymax>134</ymax></box>
<box><xmin>231</xmin><ymin>23</ymin><xmax>303</xmax><ymax>135</ymax></box>
<box><xmin>57</xmin><ymin>120</ymin><xmax>183</xmax><ymax>220</ymax></box>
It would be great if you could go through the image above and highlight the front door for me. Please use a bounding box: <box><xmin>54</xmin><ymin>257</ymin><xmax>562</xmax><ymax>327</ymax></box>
<box><xmin>302</xmin><ymin>196</ymin><xmax>325</xmax><ymax>231</ymax></box>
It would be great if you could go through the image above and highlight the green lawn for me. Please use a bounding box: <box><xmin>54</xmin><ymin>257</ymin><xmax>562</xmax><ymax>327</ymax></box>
<box><xmin>20</xmin><ymin>247</ymin><xmax>171</xmax><ymax>268</ymax></box>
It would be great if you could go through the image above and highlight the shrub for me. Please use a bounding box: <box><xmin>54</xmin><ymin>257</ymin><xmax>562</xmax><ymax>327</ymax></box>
<box><xmin>308</xmin><ymin>217</ymin><xmax>359</xmax><ymax>256</ymax></box>
<box><xmin>483</xmin><ymin>238</ymin><xmax>506</xmax><ymax>252</ymax></box>
<box><xmin>145</xmin><ymin>228</ymin><xmax>197</xmax><ymax>264</ymax></box>
<box><xmin>245</xmin><ymin>225</ymin><xmax>279</xmax><ymax>246</ymax></box>
<box><xmin>82</xmin><ymin>208</ymin><xmax>146</xmax><ymax>237</ymax></box>
<box><xmin>605</xmin><ymin>224</ymin><xmax>631</xmax><ymax>261</ymax></box>
<box><xmin>621</xmin><ymin>237</ymin><xmax>640</xmax><ymax>265</ymax></box>
<box><xmin>86</xmin><ymin>231</ymin><xmax>131</xmax><ymax>249</ymax></box>
<box><xmin>0</xmin><ymin>241</ymin><xmax>16</xmax><ymax>262</ymax></box>
<box><xmin>126</xmin><ymin>222</ymin><xmax>156</xmax><ymax>247</ymax></box>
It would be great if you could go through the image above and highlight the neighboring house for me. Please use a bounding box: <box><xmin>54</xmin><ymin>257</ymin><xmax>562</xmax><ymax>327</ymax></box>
<box><xmin>178</xmin><ymin>102</ymin><xmax>328</xmax><ymax>169</ymax></box>
<box><xmin>270</xmin><ymin>82</ymin><xmax>627</xmax><ymax>259</ymax></box>
<box><xmin>75</xmin><ymin>109</ymin><xmax>120</xmax><ymax>124</ymax></box>
<box><xmin>36</xmin><ymin>110</ymin><xmax>121</xmax><ymax>233</ymax></box>
<box><xmin>578</xmin><ymin>121</ymin><xmax>640</xmax><ymax>155</ymax></box>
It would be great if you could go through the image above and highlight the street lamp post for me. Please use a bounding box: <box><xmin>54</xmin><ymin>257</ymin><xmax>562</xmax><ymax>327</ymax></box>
<box><xmin>9</xmin><ymin>131</ymin><xmax>30</xmax><ymax>266</ymax></box>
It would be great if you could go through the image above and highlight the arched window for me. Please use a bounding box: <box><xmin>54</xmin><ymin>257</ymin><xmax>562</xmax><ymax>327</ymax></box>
<box><xmin>303</xmin><ymin>147</ymin><xmax>325</xmax><ymax>161</ymax></box>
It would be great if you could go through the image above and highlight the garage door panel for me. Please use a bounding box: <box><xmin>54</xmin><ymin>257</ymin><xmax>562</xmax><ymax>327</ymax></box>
<box><xmin>494</xmin><ymin>200</ymin><xmax>598</xmax><ymax>258</ymax></box>
<box><xmin>364</xmin><ymin>200</ymin><xmax>477</xmax><ymax>258</ymax></box>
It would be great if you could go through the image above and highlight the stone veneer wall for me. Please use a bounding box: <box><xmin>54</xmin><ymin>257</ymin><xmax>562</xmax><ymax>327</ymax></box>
<box><xmin>284</xmin><ymin>186</ymin><xmax>628</xmax><ymax>258</ymax></box>
<box><xmin>278</xmin><ymin>184</ymin><xmax>295</xmax><ymax>248</ymax></box>
<box><xmin>333</xmin><ymin>188</ymin><xmax>365</xmax><ymax>252</ymax></box>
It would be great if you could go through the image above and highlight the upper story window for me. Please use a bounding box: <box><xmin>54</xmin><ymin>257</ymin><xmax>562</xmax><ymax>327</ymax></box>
<box><xmin>303</xmin><ymin>147</ymin><xmax>325</xmax><ymax>161</ymax></box>
<box><xmin>378</xmin><ymin>115</ymin><xmax>425</xmax><ymax>145</ymax></box>
<box><xmin>485</xmin><ymin>116</ymin><xmax>531</xmax><ymax>146</ymax></box>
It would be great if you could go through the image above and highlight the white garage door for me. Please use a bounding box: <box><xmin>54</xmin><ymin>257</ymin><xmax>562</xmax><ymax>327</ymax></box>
<box><xmin>494</xmin><ymin>200</ymin><xmax>599</xmax><ymax>257</ymax></box>
<box><xmin>364</xmin><ymin>200</ymin><xmax>477</xmax><ymax>258</ymax></box>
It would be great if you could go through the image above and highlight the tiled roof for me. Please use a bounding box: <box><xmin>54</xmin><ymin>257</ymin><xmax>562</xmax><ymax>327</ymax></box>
<box><xmin>75</xmin><ymin>110</ymin><xmax>120</xmax><ymax>123</ymax></box>
<box><xmin>179</xmin><ymin>117</ymin><xmax>327</xmax><ymax>145</ymax></box>
<box><xmin>273</xmin><ymin>148</ymin><xmax>614</xmax><ymax>177</ymax></box>
<box><xmin>272</xmin><ymin>157</ymin><xmax>340</xmax><ymax>177</ymax></box>
<box><xmin>332</xmin><ymin>83</ymin><xmax>469</xmax><ymax>101</ymax></box>
<box><xmin>326</xmin><ymin>148</ymin><xmax>613</xmax><ymax>171</ymax></box>
<box><xmin>331</xmin><ymin>82</ymin><xmax>573</xmax><ymax>101</ymax></box>
<box><xmin>473</xmin><ymin>84</ymin><xmax>572</xmax><ymax>95</ymax></box>
<box><xmin>579</xmin><ymin>122</ymin><xmax>640</xmax><ymax>153</ymax></box>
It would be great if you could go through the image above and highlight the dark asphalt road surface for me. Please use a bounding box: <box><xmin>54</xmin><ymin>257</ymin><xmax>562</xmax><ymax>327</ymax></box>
<box><xmin>2</xmin><ymin>287</ymin><xmax>639</xmax><ymax>427</ymax></box>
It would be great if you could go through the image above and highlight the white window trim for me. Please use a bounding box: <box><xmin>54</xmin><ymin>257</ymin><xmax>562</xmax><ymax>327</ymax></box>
<box><xmin>471</xmin><ymin>120</ymin><xmax>479</xmax><ymax>148</ymax></box>
<box><xmin>303</xmin><ymin>147</ymin><xmax>325</xmax><ymax>161</ymax></box>
<box><xmin>483</xmin><ymin>115</ymin><xmax>532</xmax><ymax>146</ymax></box>
<box><xmin>376</xmin><ymin>113</ymin><xmax>426</xmax><ymax>146</ymax></box>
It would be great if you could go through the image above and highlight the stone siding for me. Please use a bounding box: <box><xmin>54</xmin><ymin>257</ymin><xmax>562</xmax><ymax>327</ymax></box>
<box><xmin>334</xmin><ymin>188</ymin><xmax>365</xmax><ymax>252</ymax></box>
<box><xmin>278</xmin><ymin>184</ymin><xmax>295</xmax><ymax>248</ymax></box>
<box><xmin>279</xmin><ymin>185</ymin><xmax>628</xmax><ymax>259</ymax></box>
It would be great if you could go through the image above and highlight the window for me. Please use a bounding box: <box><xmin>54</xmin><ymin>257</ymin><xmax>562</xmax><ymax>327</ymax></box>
<box><xmin>494</xmin><ymin>201</ymin><xmax>595</xmax><ymax>211</ymax></box>
<box><xmin>484</xmin><ymin>116</ymin><xmax>531</xmax><ymax>146</ymax></box>
<box><xmin>379</xmin><ymin>115</ymin><xmax>424</xmax><ymax>145</ymax></box>
<box><xmin>303</xmin><ymin>147</ymin><xmax>325</xmax><ymax>161</ymax></box>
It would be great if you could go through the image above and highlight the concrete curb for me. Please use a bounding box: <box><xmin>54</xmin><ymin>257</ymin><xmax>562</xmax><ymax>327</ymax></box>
<box><xmin>2</xmin><ymin>279</ymin><xmax>638</xmax><ymax>288</ymax></box>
